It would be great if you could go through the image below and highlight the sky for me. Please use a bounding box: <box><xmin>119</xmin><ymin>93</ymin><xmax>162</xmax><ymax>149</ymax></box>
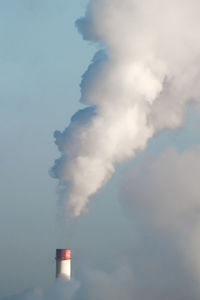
<box><xmin>0</xmin><ymin>0</ymin><xmax>93</xmax><ymax>297</ymax></box>
<box><xmin>1</xmin><ymin>1</ymin><xmax>200</xmax><ymax>300</ymax></box>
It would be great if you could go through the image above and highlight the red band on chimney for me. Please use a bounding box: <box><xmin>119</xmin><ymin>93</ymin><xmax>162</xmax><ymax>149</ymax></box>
<box><xmin>56</xmin><ymin>249</ymin><xmax>71</xmax><ymax>260</ymax></box>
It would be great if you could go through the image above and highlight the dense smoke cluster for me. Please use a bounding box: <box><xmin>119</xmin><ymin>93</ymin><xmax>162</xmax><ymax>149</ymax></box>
<box><xmin>51</xmin><ymin>0</ymin><xmax>200</xmax><ymax>218</ymax></box>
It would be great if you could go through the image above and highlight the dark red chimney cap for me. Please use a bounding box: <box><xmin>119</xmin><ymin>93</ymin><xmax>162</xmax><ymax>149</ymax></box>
<box><xmin>56</xmin><ymin>249</ymin><xmax>71</xmax><ymax>260</ymax></box>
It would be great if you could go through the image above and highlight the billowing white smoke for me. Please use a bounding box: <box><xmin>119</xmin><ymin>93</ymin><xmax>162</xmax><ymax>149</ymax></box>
<box><xmin>51</xmin><ymin>0</ymin><xmax>200</xmax><ymax>217</ymax></box>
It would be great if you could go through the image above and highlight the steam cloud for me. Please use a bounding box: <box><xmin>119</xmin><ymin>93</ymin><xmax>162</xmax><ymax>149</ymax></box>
<box><xmin>51</xmin><ymin>0</ymin><xmax>200</xmax><ymax>218</ymax></box>
<box><xmin>4</xmin><ymin>142</ymin><xmax>200</xmax><ymax>300</ymax></box>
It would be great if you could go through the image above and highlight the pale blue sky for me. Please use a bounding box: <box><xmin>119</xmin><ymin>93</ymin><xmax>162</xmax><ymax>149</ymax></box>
<box><xmin>0</xmin><ymin>0</ymin><xmax>94</xmax><ymax>297</ymax></box>
<box><xmin>1</xmin><ymin>1</ymin><xmax>200</xmax><ymax>299</ymax></box>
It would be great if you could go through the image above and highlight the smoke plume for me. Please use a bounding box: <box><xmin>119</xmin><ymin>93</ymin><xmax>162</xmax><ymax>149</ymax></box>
<box><xmin>51</xmin><ymin>0</ymin><xmax>200</xmax><ymax>218</ymax></box>
<box><xmin>4</xmin><ymin>141</ymin><xmax>200</xmax><ymax>299</ymax></box>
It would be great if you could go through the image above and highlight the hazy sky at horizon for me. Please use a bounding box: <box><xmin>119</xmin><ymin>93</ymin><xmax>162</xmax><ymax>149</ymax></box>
<box><xmin>1</xmin><ymin>1</ymin><xmax>200</xmax><ymax>299</ymax></box>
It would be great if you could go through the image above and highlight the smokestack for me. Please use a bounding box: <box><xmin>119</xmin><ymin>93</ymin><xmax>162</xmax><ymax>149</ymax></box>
<box><xmin>56</xmin><ymin>249</ymin><xmax>71</xmax><ymax>280</ymax></box>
